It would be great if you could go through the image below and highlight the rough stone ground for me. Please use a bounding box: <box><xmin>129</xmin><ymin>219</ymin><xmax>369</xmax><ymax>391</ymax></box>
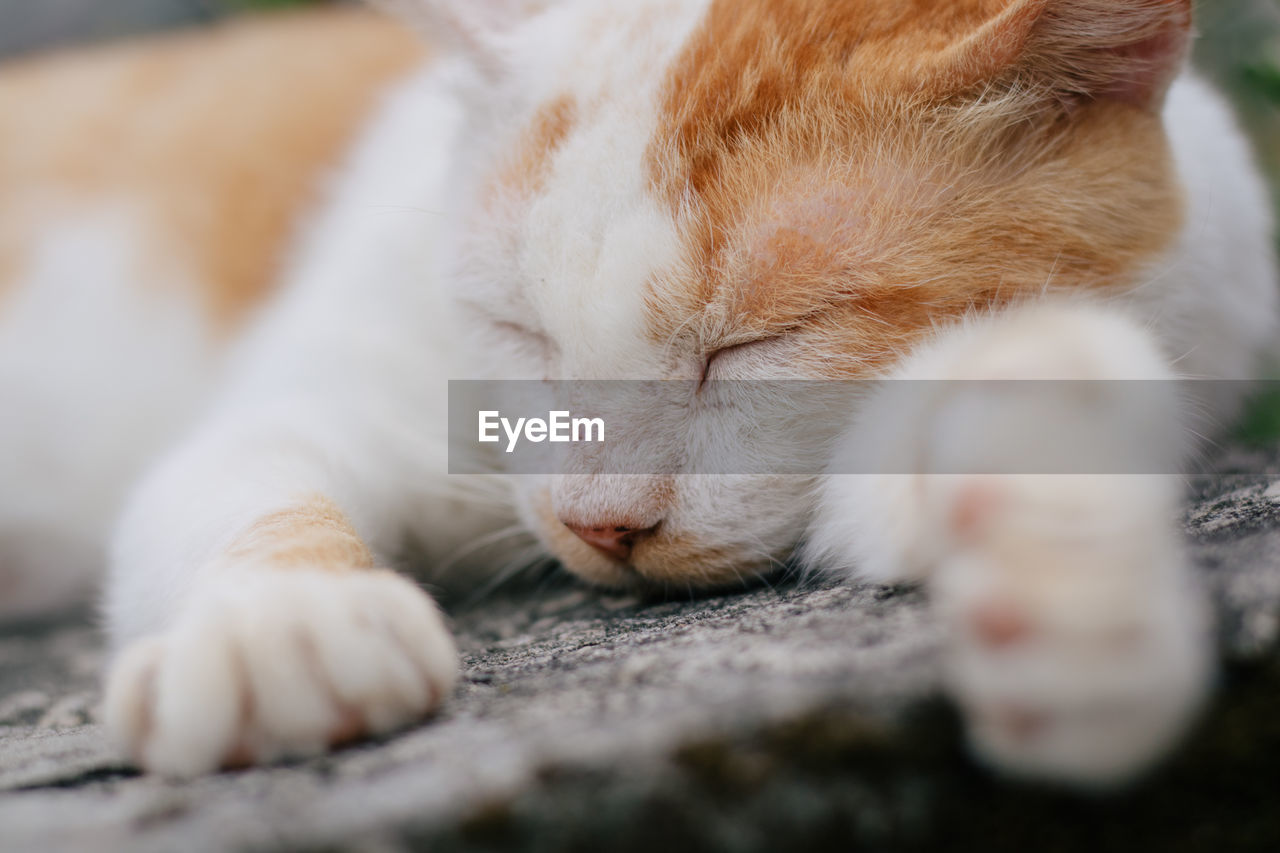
<box><xmin>2</xmin><ymin>450</ymin><xmax>1279</xmax><ymax>853</ymax></box>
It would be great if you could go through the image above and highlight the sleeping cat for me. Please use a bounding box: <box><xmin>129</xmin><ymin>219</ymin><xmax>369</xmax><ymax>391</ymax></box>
<box><xmin>0</xmin><ymin>0</ymin><xmax>1274</xmax><ymax>785</ymax></box>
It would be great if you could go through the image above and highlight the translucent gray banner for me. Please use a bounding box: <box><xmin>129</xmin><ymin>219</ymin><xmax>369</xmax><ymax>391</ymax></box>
<box><xmin>447</xmin><ymin>380</ymin><xmax>1280</xmax><ymax>476</ymax></box>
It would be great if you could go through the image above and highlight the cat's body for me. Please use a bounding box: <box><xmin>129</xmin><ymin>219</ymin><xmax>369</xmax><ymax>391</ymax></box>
<box><xmin>0</xmin><ymin>1</ymin><xmax>1275</xmax><ymax>784</ymax></box>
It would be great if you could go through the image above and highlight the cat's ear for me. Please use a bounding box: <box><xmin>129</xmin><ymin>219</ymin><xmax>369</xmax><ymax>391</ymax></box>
<box><xmin>939</xmin><ymin>0</ymin><xmax>1193</xmax><ymax>110</ymax></box>
<box><xmin>370</xmin><ymin>0</ymin><xmax>552</xmax><ymax>74</ymax></box>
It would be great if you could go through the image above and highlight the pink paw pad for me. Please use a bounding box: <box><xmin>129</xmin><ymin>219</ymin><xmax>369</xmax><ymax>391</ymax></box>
<box><xmin>968</xmin><ymin>600</ymin><xmax>1034</xmax><ymax>649</ymax></box>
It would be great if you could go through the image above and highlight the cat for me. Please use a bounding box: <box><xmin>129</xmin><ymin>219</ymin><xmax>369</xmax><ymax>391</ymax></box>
<box><xmin>0</xmin><ymin>0</ymin><xmax>1275</xmax><ymax>785</ymax></box>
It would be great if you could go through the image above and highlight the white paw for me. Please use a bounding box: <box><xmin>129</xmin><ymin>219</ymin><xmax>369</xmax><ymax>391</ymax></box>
<box><xmin>930</xmin><ymin>475</ymin><xmax>1212</xmax><ymax>787</ymax></box>
<box><xmin>103</xmin><ymin>570</ymin><xmax>457</xmax><ymax>777</ymax></box>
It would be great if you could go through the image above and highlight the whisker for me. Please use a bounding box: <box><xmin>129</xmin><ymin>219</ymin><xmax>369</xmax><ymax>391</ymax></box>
<box><xmin>460</xmin><ymin>546</ymin><xmax>554</xmax><ymax>607</ymax></box>
<box><xmin>436</xmin><ymin>523</ymin><xmax>533</xmax><ymax>577</ymax></box>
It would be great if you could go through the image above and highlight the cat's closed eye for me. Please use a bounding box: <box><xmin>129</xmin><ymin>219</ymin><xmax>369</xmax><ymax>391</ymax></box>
<box><xmin>700</xmin><ymin>336</ymin><xmax>786</xmax><ymax>386</ymax></box>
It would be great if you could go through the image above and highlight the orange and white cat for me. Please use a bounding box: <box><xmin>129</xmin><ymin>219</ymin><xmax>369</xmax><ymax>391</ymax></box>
<box><xmin>0</xmin><ymin>0</ymin><xmax>1275</xmax><ymax>784</ymax></box>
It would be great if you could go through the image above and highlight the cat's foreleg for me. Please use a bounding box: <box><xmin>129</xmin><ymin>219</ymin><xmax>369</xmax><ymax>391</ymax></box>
<box><xmin>806</xmin><ymin>302</ymin><xmax>1212</xmax><ymax>786</ymax></box>
<box><xmin>102</xmin><ymin>373</ymin><xmax>459</xmax><ymax>776</ymax></box>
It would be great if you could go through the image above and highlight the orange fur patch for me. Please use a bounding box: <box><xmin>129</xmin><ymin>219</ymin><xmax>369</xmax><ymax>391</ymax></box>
<box><xmin>224</xmin><ymin>495</ymin><xmax>375</xmax><ymax>572</ymax></box>
<box><xmin>646</xmin><ymin>0</ymin><xmax>1186</xmax><ymax>376</ymax></box>
<box><xmin>0</xmin><ymin>7</ymin><xmax>424</xmax><ymax>325</ymax></box>
<box><xmin>490</xmin><ymin>95</ymin><xmax>578</xmax><ymax>201</ymax></box>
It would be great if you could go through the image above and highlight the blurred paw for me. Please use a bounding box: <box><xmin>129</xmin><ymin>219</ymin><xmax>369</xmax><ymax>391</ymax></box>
<box><xmin>932</xmin><ymin>475</ymin><xmax>1212</xmax><ymax>787</ymax></box>
<box><xmin>104</xmin><ymin>569</ymin><xmax>457</xmax><ymax>777</ymax></box>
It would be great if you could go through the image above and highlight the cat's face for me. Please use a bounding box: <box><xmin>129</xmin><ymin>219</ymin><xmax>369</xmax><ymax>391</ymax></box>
<box><xmin>403</xmin><ymin>0</ymin><xmax>1190</xmax><ymax>589</ymax></box>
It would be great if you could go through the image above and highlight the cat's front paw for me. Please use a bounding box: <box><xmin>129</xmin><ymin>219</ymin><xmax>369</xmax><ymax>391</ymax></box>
<box><xmin>933</xmin><ymin>476</ymin><xmax>1212</xmax><ymax>787</ymax></box>
<box><xmin>104</xmin><ymin>569</ymin><xmax>457</xmax><ymax>777</ymax></box>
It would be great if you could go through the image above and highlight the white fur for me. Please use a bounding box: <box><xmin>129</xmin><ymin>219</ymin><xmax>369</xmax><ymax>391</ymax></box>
<box><xmin>0</xmin><ymin>205</ymin><xmax>218</xmax><ymax>619</ymax></box>
<box><xmin>0</xmin><ymin>1</ymin><xmax>1274</xmax><ymax>782</ymax></box>
<box><xmin>1125</xmin><ymin>75</ymin><xmax>1280</xmax><ymax>391</ymax></box>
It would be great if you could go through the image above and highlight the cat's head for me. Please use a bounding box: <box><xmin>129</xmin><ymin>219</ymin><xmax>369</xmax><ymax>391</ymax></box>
<box><xmin>387</xmin><ymin>0</ymin><xmax>1192</xmax><ymax>590</ymax></box>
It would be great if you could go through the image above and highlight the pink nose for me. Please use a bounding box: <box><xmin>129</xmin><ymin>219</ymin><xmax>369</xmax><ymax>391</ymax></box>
<box><xmin>564</xmin><ymin>523</ymin><xmax>658</xmax><ymax>561</ymax></box>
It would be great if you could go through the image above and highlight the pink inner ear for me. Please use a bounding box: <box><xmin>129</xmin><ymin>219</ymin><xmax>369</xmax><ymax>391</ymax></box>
<box><xmin>1038</xmin><ymin>0</ymin><xmax>1194</xmax><ymax>109</ymax></box>
<box><xmin>1097</xmin><ymin>24</ymin><xmax>1191</xmax><ymax>107</ymax></box>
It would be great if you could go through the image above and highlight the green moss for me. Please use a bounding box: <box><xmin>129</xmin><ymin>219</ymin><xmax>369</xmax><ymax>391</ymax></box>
<box><xmin>1243</xmin><ymin>59</ymin><xmax>1280</xmax><ymax>106</ymax></box>
<box><xmin>1232</xmin><ymin>386</ymin><xmax>1280</xmax><ymax>447</ymax></box>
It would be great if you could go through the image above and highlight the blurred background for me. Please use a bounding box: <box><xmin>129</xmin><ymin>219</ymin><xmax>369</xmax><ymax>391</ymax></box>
<box><xmin>0</xmin><ymin>0</ymin><xmax>325</xmax><ymax>58</ymax></box>
<box><xmin>1197</xmin><ymin>0</ymin><xmax>1280</xmax><ymax>189</ymax></box>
